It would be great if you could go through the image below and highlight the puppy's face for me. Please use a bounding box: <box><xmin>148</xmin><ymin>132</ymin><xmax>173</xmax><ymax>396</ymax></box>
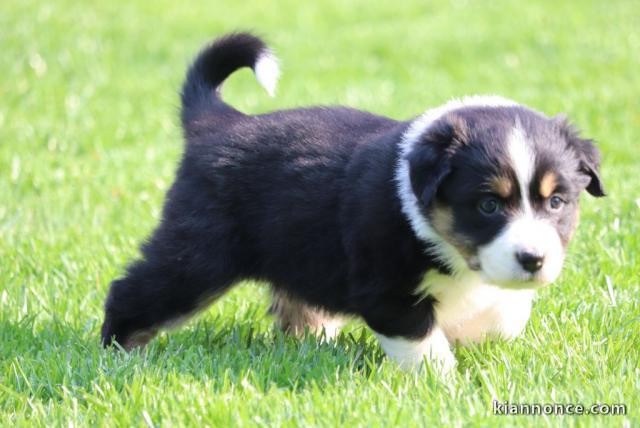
<box><xmin>407</xmin><ymin>106</ymin><xmax>605</xmax><ymax>288</ymax></box>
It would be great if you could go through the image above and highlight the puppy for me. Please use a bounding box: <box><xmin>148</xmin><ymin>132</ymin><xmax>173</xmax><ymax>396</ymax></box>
<box><xmin>101</xmin><ymin>33</ymin><xmax>605</xmax><ymax>371</ymax></box>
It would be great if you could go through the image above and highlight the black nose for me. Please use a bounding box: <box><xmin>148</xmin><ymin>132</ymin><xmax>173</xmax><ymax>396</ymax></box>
<box><xmin>516</xmin><ymin>251</ymin><xmax>544</xmax><ymax>273</ymax></box>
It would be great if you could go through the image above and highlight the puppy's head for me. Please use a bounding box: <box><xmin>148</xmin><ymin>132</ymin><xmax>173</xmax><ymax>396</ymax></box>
<box><xmin>405</xmin><ymin>102</ymin><xmax>604</xmax><ymax>288</ymax></box>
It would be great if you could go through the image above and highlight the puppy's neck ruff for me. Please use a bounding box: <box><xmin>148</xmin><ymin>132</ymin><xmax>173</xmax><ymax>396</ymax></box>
<box><xmin>395</xmin><ymin>95</ymin><xmax>519</xmax><ymax>276</ymax></box>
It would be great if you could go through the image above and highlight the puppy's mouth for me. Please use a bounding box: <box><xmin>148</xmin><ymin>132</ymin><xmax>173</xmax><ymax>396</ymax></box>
<box><xmin>498</xmin><ymin>275</ymin><xmax>548</xmax><ymax>289</ymax></box>
<box><xmin>467</xmin><ymin>255</ymin><xmax>551</xmax><ymax>289</ymax></box>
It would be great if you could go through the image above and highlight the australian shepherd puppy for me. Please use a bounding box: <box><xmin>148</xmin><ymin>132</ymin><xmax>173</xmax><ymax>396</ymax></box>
<box><xmin>101</xmin><ymin>33</ymin><xmax>605</xmax><ymax>372</ymax></box>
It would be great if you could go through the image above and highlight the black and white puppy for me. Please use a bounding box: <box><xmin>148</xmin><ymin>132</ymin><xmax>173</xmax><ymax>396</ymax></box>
<box><xmin>101</xmin><ymin>33</ymin><xmax>605</xmax><ymax>371</ymax></box>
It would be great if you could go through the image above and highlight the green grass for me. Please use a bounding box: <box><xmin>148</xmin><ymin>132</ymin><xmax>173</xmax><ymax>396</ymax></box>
<box><xmin>1</xmin><ymin>0</ymin><xmax>638</xmax><ymax>426</ymax></box>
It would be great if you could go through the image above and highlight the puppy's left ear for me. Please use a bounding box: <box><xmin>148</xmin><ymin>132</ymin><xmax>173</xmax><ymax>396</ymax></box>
<box><xmin>406</xmin><ymin>113</ymin><xmax>467</xmax><ymax>207</ymax></box>
<box><xmin>554</xmin><ymin>115</ymin><xmax>606</xmax><ymax>197</ymax></box>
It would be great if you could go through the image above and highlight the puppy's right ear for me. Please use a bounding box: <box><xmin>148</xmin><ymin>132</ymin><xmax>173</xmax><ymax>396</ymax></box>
<box><xmin>406</xmin><ymin>114</ymin><xmax>467</xmax><ymax>207</ymax></box>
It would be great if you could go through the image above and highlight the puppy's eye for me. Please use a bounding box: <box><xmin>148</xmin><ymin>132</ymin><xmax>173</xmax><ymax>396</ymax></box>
<box><xmin>478</xmin><ymin>197</ymin><xmax>501</xmax><ymax>215</ymax></box>
<box><xmin>549</xmin><ymin>195</ymin><xmax>565</xmax><ymax>210</ymax></box>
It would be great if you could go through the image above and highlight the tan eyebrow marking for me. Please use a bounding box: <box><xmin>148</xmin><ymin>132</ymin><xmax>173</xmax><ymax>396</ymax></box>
<box><xmin>489</xmin><ymin>176</ymin><xmax>513</xmax><ymax>198</ymax></box>
<box><xmin>539</xmin><ymin>172</ymin><xmax>557</xmax><ymax>199</ymax></box>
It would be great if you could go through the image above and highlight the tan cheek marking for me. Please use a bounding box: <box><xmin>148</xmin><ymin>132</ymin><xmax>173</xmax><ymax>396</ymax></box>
<box><xmin>431</xmin><ymin>206</ymin><xmax>453</xmax><ymax>241</ymax></box>
<box><xmin>490</xmin><ymin>176</ymin><xmax>513</xmax><ymax>198</ymax></box>
<box><xmin>430</xmin><ymin>205</ymin><xmax>474</xmax><ymax>258</ymax></box>
<box><xmin>539</xmin><ymin>172</ymin><xmax>557</xmax><ymax>199</ymax></box>
<box><xmin>431</xmin><ymin>205</ymin><xmax>454</xmax><ymax>237</ymax></box>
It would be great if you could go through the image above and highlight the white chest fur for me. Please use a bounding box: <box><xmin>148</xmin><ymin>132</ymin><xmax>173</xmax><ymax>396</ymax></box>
<box><xmin>418</xmin><ymin>270</ymin><xmax>535</xmax><ymax>345</ymax></box>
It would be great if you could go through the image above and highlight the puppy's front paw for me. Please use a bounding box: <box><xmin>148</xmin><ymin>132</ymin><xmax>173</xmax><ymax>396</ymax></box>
<box><xmin>375</xmin><ymin>326</ymin><xmax>456</xmax><ymax>375</ymax></box>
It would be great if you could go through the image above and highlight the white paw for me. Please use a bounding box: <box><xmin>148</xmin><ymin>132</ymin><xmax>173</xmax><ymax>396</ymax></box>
<box><xmin>375</xmin><ymin>326</ymin><xmax>457</xmax><ymax>374</ymax></box>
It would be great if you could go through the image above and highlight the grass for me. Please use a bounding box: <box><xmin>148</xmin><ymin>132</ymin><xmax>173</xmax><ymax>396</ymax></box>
<box><xmin>1</xmin><ymin>0</ymin><xmax>638</xmax><ymax>426</ymax></box>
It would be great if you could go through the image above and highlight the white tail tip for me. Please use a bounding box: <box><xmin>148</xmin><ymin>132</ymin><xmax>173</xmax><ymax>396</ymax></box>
<box><xmin>254</xmin><ymin>51</ymin><xmax>280</xmax><ymax>97</ymax></box>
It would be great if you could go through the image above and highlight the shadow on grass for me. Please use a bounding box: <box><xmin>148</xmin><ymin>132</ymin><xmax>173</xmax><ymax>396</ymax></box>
<box><xmin>0</xmin><ymin>315</ymin><xmax>384</xmax><ymax>402</ymax></box>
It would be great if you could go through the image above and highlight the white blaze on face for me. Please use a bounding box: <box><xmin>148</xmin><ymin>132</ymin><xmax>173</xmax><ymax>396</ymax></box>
<box><xmin>477</xmin><ymin>125</ymin><xmax>564</xmax><ymax>287</ymax></box>
<box><xmin>508</xmin><ymin>125</ymin><xmax>535</xmax><ymax>215</ymax></box>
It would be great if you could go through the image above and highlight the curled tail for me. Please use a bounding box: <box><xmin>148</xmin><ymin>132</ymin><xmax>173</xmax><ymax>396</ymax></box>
<box><xmin>181</xmin><ymin>32</ymin><xmax>280</xmax><ymax>125</ymax></box>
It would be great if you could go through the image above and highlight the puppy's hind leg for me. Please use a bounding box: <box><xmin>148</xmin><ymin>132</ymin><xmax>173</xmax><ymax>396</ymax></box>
<box><xmin>269</xmin><ymin>290</ymin><xmax>343</xmax><ymax>340</ymax></box>
<box><xmin>101</xmin><ymin>227</ymin><xmax>241</xmax><ymax>351</ymax></box>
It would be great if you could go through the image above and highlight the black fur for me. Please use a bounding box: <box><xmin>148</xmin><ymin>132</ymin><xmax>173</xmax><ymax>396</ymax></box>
<box><xmin>102</xmin><ymin>33</ymin><xmax>446</xmax><ymax>348</ymax></box>
<box><xmin>101</xmin><ymin>33</ymin><xmax>603</xmax><ymax>350</ymax></box>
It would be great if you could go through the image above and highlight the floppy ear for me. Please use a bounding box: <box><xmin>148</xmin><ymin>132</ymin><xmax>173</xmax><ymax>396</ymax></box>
<box><xmin>406</xmin><ymin>114</ymin><xmax>467</xmax><ymax>207</ymax></box>
<box><xmin>554</xmin><ymin>115</ymin><xmax>606</xmax><ymax>197</ymax></box>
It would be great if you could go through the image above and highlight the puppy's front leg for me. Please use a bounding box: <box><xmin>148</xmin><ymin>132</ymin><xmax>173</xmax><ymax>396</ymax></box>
<box><xmin>374</xmin><ymin>326</ymin><xmax>455</xmax><ymax>372</ymax></box>
<box><xmin>362</xmin><ymin>295</ymin><xmax>456</xmax><ymax>373</ymax></box>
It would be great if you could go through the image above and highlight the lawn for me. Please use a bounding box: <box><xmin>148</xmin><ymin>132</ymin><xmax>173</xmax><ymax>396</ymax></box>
<box><xmin>1</xmin><ymin>0</ymin><xmax>638</xmax><ymax>426</ymax></box>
